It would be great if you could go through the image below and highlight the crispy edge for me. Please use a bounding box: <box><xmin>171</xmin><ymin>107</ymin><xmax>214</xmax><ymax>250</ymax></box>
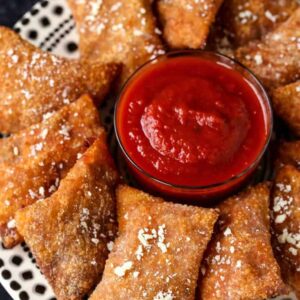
<box><xmin>0</xmin><ymin>26</ymin><xmax>120</xmax><ymax>133</ymax></box>
<box><xmin>90</xmin><ymin>185</ymin><xmax>218</xmax><ymax>300</ymax></box>
<box><xmin>272</xmin><ymin>81</ymin><xmax>300</xmax><ymax>136</ymax></box>
<box><xmin>199</xmin><ymin>183</ymin><xmax>288</xmax><ymax>300</ymax></box>
<box><xmin>0</xmin><ymin>95</ymin><xmax>104</xmax><ymax>248</ymax></box>
<box><xmin>271</xmin><ymin>165</ymin><xmax>300</xmax><ymax>296</ymax></box>
<box><xmin>157</xmin><ymin>0</ymin><xmax>223</xmax><ymax>49</ymax></box>
<box><xmin>16</xmin><ymin>137</ymin><xmax>118</xmax><ymax>300</ymax></box>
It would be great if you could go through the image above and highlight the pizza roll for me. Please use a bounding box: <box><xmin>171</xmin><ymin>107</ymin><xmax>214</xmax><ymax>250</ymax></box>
<box><xmin>68</xmin><ymin>0</ymin><xmax>164</xmax><ymax>85</ymax></box>
<box><xmin>235</xmin><ymin>8</ymin><xmax>300</xmax><ymax>90</ymax></box>
<box><xmin>89</xmin><ymin>185</ymin><xmax>218</xmax><ymax>300</ymax></box>
<box><xmin>16</xmin><ymin>137</ymin><xmax>118</xmax><ymax>300</ymax></box>
<box><xmin>0</xmin><ymin>95</ymin><xmax>103</xmax><ymax>248</ymax></box>
<box><xmin>0</xmin><ymin>26</ymin><xmax>119</xmax><ymax>134</ymax></box>
<box><xmin>214</xmin><ymin>0</ymin><xmax>298</xmax><ymax>47</ymax></box>
<box><xmin>271</xmin><ymin>165</ymin><xmax>300</xmax><ymax>297</ymax></box>
<box><xmin>272</xmin><ymin>81</ymin><xmax>300</xmax><ymax>136</ymax></box>
<box><xmin>156</xmin><ymin>0</ymin><xmax>223</xmax><ymax>49</ymax></box>
<box><xmin>199</xmin><ymin>183</ymin><xmax>287</xmax><ymax>300</ymax></box>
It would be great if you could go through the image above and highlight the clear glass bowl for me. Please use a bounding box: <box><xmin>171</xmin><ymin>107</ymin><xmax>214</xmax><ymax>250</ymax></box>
<box><xmin>114</xmin><ymin>50</ymin><xmax>273</xmax><ymax>203</ymax></box>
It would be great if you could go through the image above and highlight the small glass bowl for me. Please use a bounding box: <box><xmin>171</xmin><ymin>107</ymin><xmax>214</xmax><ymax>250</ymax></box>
<box><xmin>114</xmin><ymin>50</ymin><xmax>273</xmax><ymax>203</ymax></box>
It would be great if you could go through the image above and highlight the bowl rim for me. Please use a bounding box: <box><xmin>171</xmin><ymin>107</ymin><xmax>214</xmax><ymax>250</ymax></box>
<box><xmin>114</xmin><ymin>49</ymin><xmax>273</xmax><ymax>191</ymax></box>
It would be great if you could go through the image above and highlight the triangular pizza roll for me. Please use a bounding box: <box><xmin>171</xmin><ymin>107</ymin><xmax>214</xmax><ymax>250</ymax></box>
<box><xmin>0</xmin><ymin>26</ymin><xmax>119</xmax><ymax>133</ymax></box>
<box><xmin>156</xmin><ymin>0</ymin><xmax>223</xmax><ymax>49</ymax></box>
<box><xmin>199</xmin><ymin>183</ymin><xmax>287</xmax><ymax>300</ymax></box>
<box><xmin>235</xmin><ymin>8</ymin><xmax>300</xmax><ymax>90</ymax></box>
<box><xmin>272</xmin><ymin>81</ymin><xmax>300</xmax><ymax>136</ymax></box>
<box><xmin>214</xmin><ymin>0</ymin><xmax>298</xmax><ymax>47</ymax></box>
<box><xmin>0</xmin><ymin>95</ymin><xmax>103</xmax><ymax>248</ymax></box>
<box><xmin>89</xmin><ymin>185</ymin><xmax>218</xmax><ymax>300</ymax></box>
<box><xmin>16</xmin><ymin>137</ymin><xmax>118</xmax><ymax>300</ymax></box>
<box><xmin>68</xmin><ymin>0</ymin><xmax>164</xmax><ymax>85</ymax></box>
<box><xmin>271</xmin><ymin>165</ymin><xmax>300</xmax><ymax>297</ymax></box>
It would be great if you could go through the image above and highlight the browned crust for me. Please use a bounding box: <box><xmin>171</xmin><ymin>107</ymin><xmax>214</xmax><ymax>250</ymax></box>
<box><xmin>235</xmin><ymin>8</ymin><xmax>300</xmax><ymax>90</ymax></box>
<box><xmin>157</xmin><ymin>0</ymin><xmax>223</xmax><ymax>49</ymax></box>
<box><xmin>214</xmin><ymin>0</ymin><xmax>298</xmax><ymax>47</ymax></box>
<box><xmin>16</xmin><ymin>137</ymin><xmax>118</xmax><ymax>300</ymax></box>
<box><xmin>199</xmin><ymin>183</ymin><xmax>288</xmax><ymax>300</ymax></box>
<box><xmin>271</xmin><ymin>165</ymin><xmax>300</xmax><ymax>296</ymax></box>
<box><xmin>68</xmin><ymin>0</ymin><xmax>164</xmax><ymax>85</ymax></box>
<box><xmin>0</xmin><ymin>95</ymin><xmax>104</xmax><ymax>248</ymax></box>
<box><xmin>90</xmin><ymin>185</ymin><xmax>218</xmax><ymax>300</ymax></box>
<box><xmin>277</xmin><ymin>140</ymin><xmax>300</xmax><ymax>170</ymax></box>
<box><xmin>272</xmin><ymin>81</ymin><xmax>300</xmax><ymax>136</ymax></box>
<box><xmin>0</xmin><ymin>26</ymin><xmax>119</xmax><ymax>133</ymax></box>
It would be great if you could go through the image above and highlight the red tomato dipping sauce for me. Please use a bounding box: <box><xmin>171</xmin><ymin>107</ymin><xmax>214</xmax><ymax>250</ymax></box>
<box><xmin>115</xmin><ymin>51</ymin><xmax>272</xmax><ymax>201</ymax></box>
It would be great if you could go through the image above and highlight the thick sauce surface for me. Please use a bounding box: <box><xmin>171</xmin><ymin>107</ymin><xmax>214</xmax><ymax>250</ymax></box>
<box><xmin>117</xmin><ymin>56</ymin><xmax>267</xmax><ymax>186</ymax></box>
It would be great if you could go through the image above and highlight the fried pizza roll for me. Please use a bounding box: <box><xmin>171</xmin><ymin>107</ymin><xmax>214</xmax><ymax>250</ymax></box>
<box><xmin>215</xmin><ymin>0</ymin><xmax>298</xmax><ymax>47</ymax></box>
<box><xmin>0</xmin><ymin>95</ymin><xmax>103</xmax><ymax>248</ymax></box>
<box><xmin>199</xmin><ymin>183</ymin><xmax>287</xmax><ymax>300</ymax></box>
<box><xmin>68</xmin><ymin>0</ymin><xmax>164</xmax><ymax>84</ymax></box>
<box><xmin>272</xmin><ymin>81</ymin><xmax>300</xmax><ymax>136</ymax></box>
<box><xmin>156</xmin><ymin>0</ymin><xmax>223</xmax><ymax>49</ymax></box>
<box><xmin>235</xmin><ymin>8</ymin><xmax>300</xmax><ymax>90</ymax></box>
<box><xmin>277</xmin><ymin>140</ymin><xmax>300</xmax><ymax>169</ymax></box>
<box><xmin>271</xmin><ymin>165</ymin><xmax>300</xmax><ymax>297</ymax></box>
<box><xmin>0</xmin><ymin>26</ymin><xmax>119</xmax><ymax>134</ymax></box>
<box><xmin>89</xmin><ymin>185</ymin><xmax>218</xmax><ymax>300</ymax></box>
<box><xmin>16</xmin><ymin>137</ymin><xmax>118</xmax><ymax>300</ymax></box>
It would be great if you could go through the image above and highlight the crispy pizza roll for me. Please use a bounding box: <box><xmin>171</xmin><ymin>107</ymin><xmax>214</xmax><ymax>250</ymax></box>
<box><xmin>0</xmin><ymin>95</ymin><xmax>104</xmax><ymax>248</ymax></box>
<box><xmin>16</xmin><ymin>137</ymin><xmax>118</xmax><ymax>300</ymax></box>
<box><xmin>156</xmin><ymin>0</ymin><xmax>223</xmax><ymax>49</ymax></box>
<box><xmin>214</xmin><ymin>0</ymin><xmax>298</xmax><ymax>47</ymax></box>
<box><xmin>0</xmin><ymin>26</ymin><xmax>119</xmax><ymax>134</ymax></box>
<box><xmin>271</xmin><ymin>165</ymin><xmax>300</xmax><ymax>297</ymax></box>
<box><xmin>235</xmin><ymin>8</ymin><xmax>300</xmax><ymax>90</ymax></box>
<box><xmin>89</xmin><ymin>185</ymin><xmax>218</xmax><ymax>300</ymax></box>
<box><xmin>68</xmin><ymin>0</ymin><xmax>164</xmax><ymax>85</ymax></box>
<box><xmin>199</xmin><ymin>183</ymin><xmax>287</xmax><ymax>300</ymax></box>
<box><xmin>272</xmin><ymin>81</ymin><xmax>300</xmax><ymax>136</ymax></box>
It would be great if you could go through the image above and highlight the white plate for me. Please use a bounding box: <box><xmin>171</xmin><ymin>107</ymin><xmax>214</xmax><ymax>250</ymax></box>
<box><xmin>0</xmin><ymin>0</ymin><xmax>296</xmax><ymax>299</ymax></box>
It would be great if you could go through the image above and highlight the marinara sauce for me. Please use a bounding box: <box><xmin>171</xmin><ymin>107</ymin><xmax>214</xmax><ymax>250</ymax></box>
<box><xmin>116</xmin><ymin>52</ymin><xmax>272</xmax><ymax>200</ymax></box>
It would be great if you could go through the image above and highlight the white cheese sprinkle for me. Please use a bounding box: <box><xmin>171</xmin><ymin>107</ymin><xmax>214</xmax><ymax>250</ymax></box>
<box><xmin>114</xmin><ymin>261</ymin><xmax>133</xmax><ymax>277</ymax></box>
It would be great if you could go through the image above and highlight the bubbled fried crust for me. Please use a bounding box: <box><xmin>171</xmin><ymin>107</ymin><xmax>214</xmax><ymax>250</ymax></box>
<box><xmin>157</xmin><ymin>0</ymin><xmax>223</xmax><ymax>49</ymax></box>
<box><xmin>199</xmin><ymin>183</ymin><xmax>288</xmax><ymax>300</ymax></box>
<box><xmin>0</xmin><ymin>26</ymin><xmax>119</xmax><ymax>134</ymax></box>
<box><xmin>0</xmin><ymin>95</ymin><xmax>104</xmax><ymax>248</ymax></box>
<box><xmin>235</xmin><ymin>8</ymin><xmax>300</xmax><ymax>90</ymax></box>
<box><xmin>271</xmin><ymin>165</ymin><xmax>300</xmax><ymax>297</ymax></box>
<box><xmin>89</xmin><ymin>185</ymin><xmax>218</xmax><ymax>300</ymax></box>
<box><xmin>68</xmin><ymin>0</ymin><xmax>164</xmax><ymax>85</ymax></box>
<box><xmin>272</xmin><ymin>81</ymin><xmax>300</xmax><ymax>136</ymax></box>
<box><xmin>214</xmin><ymin>0</ymin><xmax>298</xmax><ymax>48</ymax></box>
<box><xmin>16</xmin><ymin>137</ymin><xmax>118</xmax><ymax>300</ymax></box>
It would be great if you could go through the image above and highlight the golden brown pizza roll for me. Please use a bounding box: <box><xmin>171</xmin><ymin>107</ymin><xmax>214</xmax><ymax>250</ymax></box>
<box><xmin>199</xmin><ymin>183</ymin><xmax>287</xmax><ymax>300</ymax></box>
<box><xmin>0</xmin><ymin>26</ymin><xmax>119</xmax><ymax>134</ymax></box>
<box><xmin>235</xmin><ymin>8</ymin><xmax>300</xmax><ymax>90</ymax></box>
<box><xmin>16</xmin><ymin>136</ymin><xmax>118</xmax><ymax>300</ymax></box>
<box><xmin>0</xmin><ymin>95</ymin><xmax>103</xmax><ymax>248</ymax></box>
<box><xmin>68</xmin><ymin>0</ymin><xmax>164</xmax><ymax>85</ymax></box>
<box><xmin>214</xmin><ymin>0</ymin><xmax>298</xmax><ymax>47</ymax></box>
<box><xmin>89</xmin><ymin>185</ymin><xmax>218</xmax><ymax>300</ymax></box>
<box><xmin>156</xmin><ymin>0</ymin><xmax>223</xmax><ymax>49</ymax></box>
<box><xmin>272</xmin><ymin>81</ymin><xmax>300</xmax><ymax>136</ymax></box>
<box><xmin>271</xmin><ymin>165</ymin><xmax>300</xmax><ymax>297</ymax></box>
